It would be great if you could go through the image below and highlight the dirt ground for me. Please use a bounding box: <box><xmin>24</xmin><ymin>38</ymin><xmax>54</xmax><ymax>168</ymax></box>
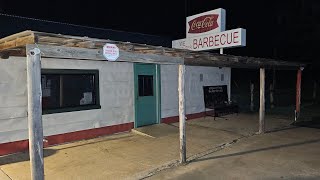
<box><xmin>0</xmin><ymin>110</ymin><xmax>319</xmax><ymax>180</ymax></box>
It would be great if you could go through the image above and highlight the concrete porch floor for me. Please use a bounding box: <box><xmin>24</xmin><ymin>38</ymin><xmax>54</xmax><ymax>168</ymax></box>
<box><xmin>148</xmin><ymin>127</ymin><xmax>320</xmax><ymax>180</ymax></box>
<box><xmin>0</xmin><ymin>112</ymin><xmax>319</xmax><ymax>179</ymax></box>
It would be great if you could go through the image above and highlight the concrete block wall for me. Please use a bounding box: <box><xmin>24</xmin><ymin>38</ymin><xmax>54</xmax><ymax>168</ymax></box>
<box><xmin>0</xmin><ymin>56</ymin><xmax>134</xmax><ymax>144</ymax></box>
<box><xmin>161</xmin><ymin>65</ymin><xmax>231</xmax><ymax>118</ymax></box>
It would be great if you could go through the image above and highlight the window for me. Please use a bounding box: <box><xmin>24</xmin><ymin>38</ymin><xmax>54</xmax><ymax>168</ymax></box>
<box><xmin>41</xmin><ymin>69</ymin><xmax>100</xmax><ymax>114</ymax></box>
<box><xmin>138</xmin><ymin>75</ymin><xmax>153</xmax><ymax>96</ymax></box>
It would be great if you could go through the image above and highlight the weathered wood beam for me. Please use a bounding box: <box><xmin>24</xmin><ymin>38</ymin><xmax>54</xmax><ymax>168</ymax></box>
<box><xmin>184</xmin><ymin>55</ymin><xmax>304</xmax><ymax>69</ymax></box>
<box><xmin>0</xmin><ymin>34</ymin><xmax>35</xmax><ymax>51</ymax></box>
<box><xmin>178</xmin><ymin>64</ymin><xmax>186</xmax><ymax>164</ymax></box>
<box><xmin>27</xmin><ymin>47</ymin><xmax>44</xmax><ymax>180</ymax></box>
<box><xmin>270</xmin><ymin>83</ymin><xmax>275</xmax><ymax>109</ymax></box>
<box><xmin>0</xmin><ymin>48</ymin><xmax>26</xmax><ymax>58</ymax></box>
<box><xmin>250</xmin><ymin>82</ymin><xmax>254</xmax><ymax>112</ymax></box>
<box><xmin>26</xmin><ymin>44</ymin><xmax>183</xmax><ymax>65</ymax></box>
<box><xmin>295</xmin><ymin>67</ymin><xmax>303</xmax><ymax>122</ymax></box>
<box><xmin>0</xmin><ymin>31</ymin><xmax>305</xmax><ymax>69</ymax></box>
<box><xmin>0</xmin><ymin>31</ymin><xmax>34</xmax><ymax>44</ymax></box>
<box><xmin>259</xmin><ymin>68</ymin><xmax>265</xmax><ymax>134</ymax></box>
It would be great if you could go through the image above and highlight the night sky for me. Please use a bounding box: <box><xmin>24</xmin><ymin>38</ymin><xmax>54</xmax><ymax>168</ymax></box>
<box><xmin>1</xmin><ymin>0</ymin><xmax>320</xmax><ymax>64</ymax></box>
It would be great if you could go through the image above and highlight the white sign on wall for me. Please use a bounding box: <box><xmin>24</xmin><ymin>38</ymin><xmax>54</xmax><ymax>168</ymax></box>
<box><xmin>187</xmin><ymin>28</ymin><xmax>246</xmax><ymax>51</ymax></box>
<box><xmin>186</xmin><ymin>8</ymin><xmax>226</xmax><ymax>38</ymax></box>
<box><xmin>103</xmin><ymin>43</ymin><xmax>119</xmax><ymax>61</ymax></box>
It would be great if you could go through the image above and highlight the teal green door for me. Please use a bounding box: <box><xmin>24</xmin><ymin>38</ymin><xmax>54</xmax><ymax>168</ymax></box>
<box><xmin>134</xmin><ymin>63</ymin><xmax>158</xmax><ymax>127</ymax></box>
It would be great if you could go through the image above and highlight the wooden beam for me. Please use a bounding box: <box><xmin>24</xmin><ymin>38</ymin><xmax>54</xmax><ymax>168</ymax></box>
<box><xmin>0</xmin><ymin>34</ymin><xmax>35</xmax><ymax>51</ymax></box>
<box><xmin>259</xmin><ymin>68</ymin><xmax>265</xmax><ymax>134</ymax></box>
<box><xmin>270</xmin><ymin>83</ymin><xmax>275</xmax><ymax>109</ymax></box>
<box><xmin>250</xmin><ymin>81</ymin><xmax>254</xmax><ymax>112</ymax></box>
<box><xmin>0</xmin><ymin>31</ymin><xmax>305</xmax><ymax>69</ymax></box>
<box><xmin>0</xmin><ymin>31</ymin><xmax>34</xmax><ymax>44</ymax></box>
<box><xmin>295</xmin><ymin>68</ymin><xmax>302</xmax><ymax>122</ymax></box>
<box><xmin>178</xmin><ymin>64</ymin><xmax>186</xmax><ymax>164</ymax></box>
<box><xmin>0</xmin><ymin>48</ymin><xmax>26</xmax><ymax>58</ymax></box>
<box><xmin>26</xmin><ymin>44</ymin><xmax>183</xmax><ymax>65</ymax></box>
<box><xmin>27</xmin><ymin>47</ymin><xmax>44</xmax><ymax>180</ymax></box>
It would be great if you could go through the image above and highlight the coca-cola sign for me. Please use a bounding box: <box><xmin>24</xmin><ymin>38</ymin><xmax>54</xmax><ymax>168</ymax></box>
<box><xmin>188</xmin><ymin>14</ymin><xmax>219</xmax><ymax>34</ymax></box>
<box><xmin>173</xmin><ymin>8</ymin><xmax>246</xmax><ymax>51</ymax></box>
<box><xmin>186</xmin><ymin>8</ymin><xmax>225</xmax><ymax>38</ymax></box>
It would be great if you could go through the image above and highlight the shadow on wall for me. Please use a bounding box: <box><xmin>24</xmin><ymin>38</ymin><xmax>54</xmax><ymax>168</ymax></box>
<box><xmin>0</xmin><ymin>149</ymin><xmax>56</xmax><ymax>166</ymax></box>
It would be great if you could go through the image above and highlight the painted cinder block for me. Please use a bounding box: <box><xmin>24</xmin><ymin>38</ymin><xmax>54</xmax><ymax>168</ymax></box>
<box><xmin>161</xmin><ymin>65</ymin><xmax>231</xmax><ymax>118</ymax></box>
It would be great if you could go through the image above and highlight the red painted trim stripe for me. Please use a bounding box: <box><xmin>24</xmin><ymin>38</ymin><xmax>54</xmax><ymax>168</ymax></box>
<box><xmin>1</xmin><ymin>110</ymin><xmax>211</xmax><ymax>156</ymax></box>
<box><xmin>0</xmin><ymin>140</ymin><xmax>29</xmax><ymax>156</ymax></box>
<box><xmin>0</xmin><ymin>122</ymin><xmax>134</xmax><ymax>156</ymax></box>
<box><xmin>45</xmin><ymin>122</ymin><xmax>133</xmax><ymax>146</ymax></box>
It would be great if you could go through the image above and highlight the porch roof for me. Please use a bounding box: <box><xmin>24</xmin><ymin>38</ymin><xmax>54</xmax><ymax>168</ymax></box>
<box><xmin>0</xmin><ymin>30</ymin><xmax>304</xmax><ymax>69</ymax></box>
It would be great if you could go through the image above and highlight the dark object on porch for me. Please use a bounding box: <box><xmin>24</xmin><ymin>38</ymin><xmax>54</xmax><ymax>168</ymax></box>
<box><xmin>203</xmin><ymin>85</ymin><xmax>239</xmax><ymax>119</ymax></box>
<box><xmin>293</xmin><ymin>117</ymin><xmax>320</xmax><ymax>129</ymax></box>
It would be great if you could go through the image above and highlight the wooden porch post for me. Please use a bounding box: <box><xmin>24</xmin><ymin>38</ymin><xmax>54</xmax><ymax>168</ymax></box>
<box><xmin>295</xmin><ymin>67</ymin><xmax>303</xmax><ymax>122</ymax></box>
<box><xmin>270</xmin><ymin>83</ymin><xmax>275</xmax><ymax>109</ymax></box>
<box><xmin>27</xmin><ymin>47</ymin><xmax>44</xmax><ymax>180</ymax></box>
<box><xmin>259</xmin><ymin>68</ymin><xmax>265</xmax><ymax>134</ymax></box>
<box><xmin>178</xmin><ymin>64</ymin><xmax>186</xmax><ymax>164</ymax></box>
<box><xmin>250</xmin><ymin>81</ymin><xmax>254</xmax><ymax>112</ymax></box>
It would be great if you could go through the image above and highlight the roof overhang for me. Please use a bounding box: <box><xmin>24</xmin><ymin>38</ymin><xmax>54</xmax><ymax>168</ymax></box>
<box><xmin>0</xmin><ymin>31</ymin><xmax>305</xmax><ymax>69</ymax></box>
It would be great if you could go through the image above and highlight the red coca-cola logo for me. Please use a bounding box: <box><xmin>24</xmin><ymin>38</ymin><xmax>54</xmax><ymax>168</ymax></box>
<box><xmin>188</xmin><ymin>14</ymin><xmax>219</xmax><ymax>34</ymax></box>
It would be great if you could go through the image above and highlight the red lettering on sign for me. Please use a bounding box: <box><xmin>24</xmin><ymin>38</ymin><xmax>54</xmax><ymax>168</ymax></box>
<box><xmin>209</xmin><ymin>36</ymin><xmax>214</xmax><ymax>47</ymax></box>
<box><xmin>198</xmin><ymin>38</ymin><xmax>203</xmax><ymax>47</ymax></box>
<box><xmin>188</xmin><ymin>14</ymin><xmax>219</xmax><ymax>34</ymax></box>
<box><xmin>220</xmin><ymin>34</ymin><xmax>226</xmax><ymax>45</ymax></box>
<box><xmin>233</xmin><ymin>31</ymin><xmax>239</xmax><ymax>43</ymax></box>
<box><xmin>227</xmin><ymin>33</ymin><xmax>233</xmax><ymax>44</ymax></box>
<box><xmin>214</xmin><ymin>35</ymin><xmax>220</xmax><ymax>46</ymax></box>
<box><xmin>193</xmin><ymin>39</ymin><xmax>198</xmax><ymax>49</ymax></box>
<box><xmin>203</xmin><ymin>37</ymin><xmax>208</xmax><ymax>47</ymax></box>
<box><xmin>190</xmin><ymin>29</ymin><xmax>243</xmax><ymax>50</ymax></box>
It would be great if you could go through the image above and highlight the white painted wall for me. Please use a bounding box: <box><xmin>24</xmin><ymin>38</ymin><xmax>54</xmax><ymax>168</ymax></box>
<box><xmin>0</xmin><ymin>56</ymin><xmax>230</xmax><ymax>144</ymax></box>
<box><xmin>0</xmin><ymin>58</ymin><xmax>28</xmax><ymax>143</ymax></box>
<box><xmin>161</xmin><ymin>65</ymin><xmax>231</xmax><ymax>118</ymax></box>
<box><xmin>0</xmin><ymin>56</ymin><xmax>134</xmax><ymax>143</ymax></box>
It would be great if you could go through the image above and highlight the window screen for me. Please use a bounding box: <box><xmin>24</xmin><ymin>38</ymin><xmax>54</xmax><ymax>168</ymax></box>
<box><xmin>138</xmin><ymin>75</ymin><xmax>154</xmax><ymax>96</ymax></box>
<box><xmin>41</xmin><ymin>69</ymin><xmax>100</xmax><ymax>114</ymax></box>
